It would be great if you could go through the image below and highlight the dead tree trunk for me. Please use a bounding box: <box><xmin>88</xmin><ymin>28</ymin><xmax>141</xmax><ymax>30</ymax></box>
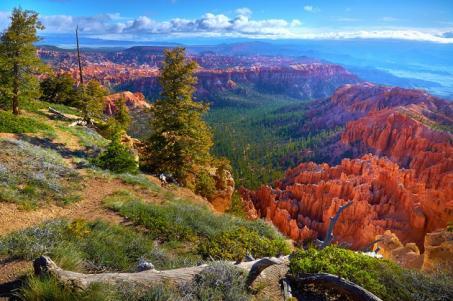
<box><xmin>320</xmin><ymin>200</ymin><xmax>353</xmax><ymax>249</ymax></box>
<box><xmin>33</xmin><ymin>256</ymin><xmax>288</xmax><ymax>291</ymax></box>
<box><xmin>75</xmin><ymin>26</ymin><xmax>84</xmax><ymax>88</ymax></box>
<box><xmin>291</xmin><ymin>273</ymin><xmax>382</xmax><ymax>301</ymax></box>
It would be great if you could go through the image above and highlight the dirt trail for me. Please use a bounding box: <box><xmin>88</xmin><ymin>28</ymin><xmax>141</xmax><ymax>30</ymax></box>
<box><xmin>0</xmin><ymin>177</ymin><xmax>159</xmax><ymax>237</ymax></box>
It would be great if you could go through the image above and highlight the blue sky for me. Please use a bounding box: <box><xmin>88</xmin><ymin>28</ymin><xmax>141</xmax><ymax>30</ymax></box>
<box><xmin>1</xmin><ymin>0</ymin><xmax>453</xmax><ymax>43</ymax></box>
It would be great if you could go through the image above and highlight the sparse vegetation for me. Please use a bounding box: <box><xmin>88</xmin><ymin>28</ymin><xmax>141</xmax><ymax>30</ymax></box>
<box><xmin>289</xmin><ymin>246</ymin><xmax>453</xmax><ymax>301</ymax></box>
<box><xmin>0</xmin><ymin>218</ymin><xmax>201</xmax><ymax>272</ymax></box>
<box><xmin>0</xmin><ymin>138</ymin><xmax>81</xmax><ymax>208</ymax></box>
<box><xmin>181</xmin><ymin>262</ymin><xmax>250</xmax><ymax>301</ymax></box>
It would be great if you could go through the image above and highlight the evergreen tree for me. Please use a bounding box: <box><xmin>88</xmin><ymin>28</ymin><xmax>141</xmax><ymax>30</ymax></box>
<box><xmin>103</xmin><ymin>96</ymin><xmax>131</xmax><ymax>139</ymax></box>
<box><xmin>39</xmin><ymin>73</ymin><xmax>77</xmax><ymax>106</ymax></box>
<box><xmin>148</xmin><ymin>48</ymin><xmax>213</xmax><ymax>185</ymax></box>
<box><xmin>0</xmin><ymin>8</ymin><xmax>45</xmax><ymax>114</ymax></box>
<box><xmin>79</xmin><ymin>80</ymin><xmax>108</xmax><ymax>121</ymax></box>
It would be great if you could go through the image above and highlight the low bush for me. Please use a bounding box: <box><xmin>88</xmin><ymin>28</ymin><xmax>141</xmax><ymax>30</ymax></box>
<box><xmin>198</xmin><ymin>226</ymin><xmax>290</xmax><ymax>261</ymax></box>
<box><xmin>289</xmin><ymin>246</ymin><xmax>453</xmax><ymax>301</ymax></box>
<box><xmin>92</xmin><ymin>138</ymin><xmax>138</xmax><ymax>174</ymax></box>
<box><xmin>195</xmin><ymin>169</ymin><xmax>216</xmax><ymax>198</ymax></box>
<box><xmin>104</xmin><ymin>194</ymin><xmax>291</xmax><ymax>260</ymax></box>
<box><xmin>182</xmin><ymin>262</ymin><xmax>250</xmax><ymax>301</ymax></box>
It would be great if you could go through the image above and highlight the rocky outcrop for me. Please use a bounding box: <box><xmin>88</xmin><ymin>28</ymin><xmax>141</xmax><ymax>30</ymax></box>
<box><xmin>422</xmin><ymin>228</ymin><xmax>453</xmax><ymax>272</ymax></box>
<box><xmin>374</xmin><ymin>231</ymin><xmax>424</xmax><ymax>270</ymax></box>
<box><xmin>374</xmin><ymin>228</ymin><xmax>453</xmax><ymax>272</ymax></box>
<box><xmin>208</xmin><ymin>169</ymin><xmax>235</xmax><ymax>212</ymax></box>
<box><xmin>104</xmin><ymin>91</ymin><xmax>151</xmax><ymax>115</ymax></box>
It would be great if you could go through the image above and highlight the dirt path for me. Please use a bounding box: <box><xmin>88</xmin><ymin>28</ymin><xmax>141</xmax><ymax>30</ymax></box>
<box><xmin>0</xmin><ymin>177</ymin><xmax>160</xmax><ymax>237</ymax></box>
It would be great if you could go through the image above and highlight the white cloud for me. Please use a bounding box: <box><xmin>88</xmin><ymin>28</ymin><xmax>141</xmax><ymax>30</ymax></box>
<box><xmin>298</xmin><ymin>29</ymin><xmax>453</xmax><ymax>44</ymax></box>
<box><xmin>235</xmin><ymin>7</ymin><xmax>252</xmax><ymax>17</ymax></box>
<box><xmin>1</xmin><ymin>9</ymin><xmax>452</xmax><ymax>44</ymax></box>
<box><xmin>304</xmin><ymin>5</ymin><xmax>313</xmax><ymax>12</ymax></box>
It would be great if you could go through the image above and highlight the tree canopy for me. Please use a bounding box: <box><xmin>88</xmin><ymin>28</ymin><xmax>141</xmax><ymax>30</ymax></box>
<box><xmin>0</xmin><ymin>8</ymin><xmax>45</xmax><ymax>114</ymax></box>
<box><xmin>147</xmin><ymin>47</ymin><xmax>213</xmax><ymax>186</ymax></box>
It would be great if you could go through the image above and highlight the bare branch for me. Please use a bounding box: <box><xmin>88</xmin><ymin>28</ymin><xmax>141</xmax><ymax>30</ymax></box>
<box><xmin>320</xmin><ymin>200</ymin><xmax>353</xmax><ymax>249</ymax></box>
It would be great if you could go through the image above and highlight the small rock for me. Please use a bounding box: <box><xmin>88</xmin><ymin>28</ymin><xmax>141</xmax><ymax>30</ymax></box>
<box><xmin>137</xmin><ymin>258</ymin><xmax>154</xmax><ymax>272</ymax></box>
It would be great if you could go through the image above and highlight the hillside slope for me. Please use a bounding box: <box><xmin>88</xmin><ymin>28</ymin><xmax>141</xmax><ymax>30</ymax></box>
<box><xmin>0</xmin><ymin>101</ymin><xmax>290</xmax><ymax>300</ymax></box>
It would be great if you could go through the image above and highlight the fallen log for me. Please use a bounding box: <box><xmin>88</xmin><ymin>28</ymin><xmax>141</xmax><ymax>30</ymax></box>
<box><xmin>291</xmin><ymin>273</ymin><xmax>382</xmax><ymax>301</ymax></box>
<box><xmin>33</xmin><ymin>256</ymin><xmax>288</xmax><ymax>291</ymax></box>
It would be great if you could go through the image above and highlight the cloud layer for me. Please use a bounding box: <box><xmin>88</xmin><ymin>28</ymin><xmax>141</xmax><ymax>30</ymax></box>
<box><xmin>1</xmin><ymin>8</ymin><xmax>452</xmax><ymax>44</ymax></box>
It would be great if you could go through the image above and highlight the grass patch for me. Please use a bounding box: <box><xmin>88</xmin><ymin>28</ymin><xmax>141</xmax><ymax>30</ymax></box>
<box><xmin>0</xmin><ymin>219</ymin><xmax>200</xmax><ymax>273</ymax></box>
<box><xmin>22</xmin><ymin>99</ymin><xmax>81</xmax><ymax>116</ymax></box>
<box><xmin>0</xmin><ymin>110</ymin><xmax>54</xmax><ymax>135</ymax></box>
<box><xmin>20</xmin><ymin>276</ymin><xmax>118</xmax><ymax>301</ymax></box>
<box><xmin>58</xmin><ymin>125</ymin><xmax>109</xmax><ymax>150</ymax></box>
<box><xmin>103</xmin><ymin>191</ymin><xmax>291</xmax><ymax>261</ymax></box>
<box><xmin>0</xmin><ymin>138</ymin><xmax>81</xmax><ymax>208</ymax></box>
<box><xmin>289</xmin><ymin>246</ymin><xmax>453</xmax><ymax>301</ymax></box>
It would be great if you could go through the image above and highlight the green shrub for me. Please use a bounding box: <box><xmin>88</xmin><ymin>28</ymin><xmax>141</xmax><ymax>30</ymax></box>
<box><xmin>104</xmin><ymin>196</ymin><xmax>291</xmax><ymax>260</ymax></box>
<box><xmin>93</xmin><ymin>138</ymin><xmax>138</xmax><ymax>174</ymax></box>
<box><xmin>0</xmin><ymin>110</ymin><xmax>54</xmax><ymax>134</ymax></box>
<box><xmin>195</xmin><ymin>169</ymin><xmax>216</xmax><ymax>198</ymax></box>
<box><xmin>289</xmin><ymin>246</ymin><xmax>453</xmax><ymax>301</ymax></box>
<box><xmin>182</xmin><ymin>262</ymin><xmax>250</xmax><ymax>301</ymax></box>
<box><xmin>198</xmin><ymin>227</ymin><xmax>290</xmax><ymax>261</ymax></box>
<box><xmin>226</xmin><ymin>192</ymin><xmax>247</xmax><ymax>218</ymax></box>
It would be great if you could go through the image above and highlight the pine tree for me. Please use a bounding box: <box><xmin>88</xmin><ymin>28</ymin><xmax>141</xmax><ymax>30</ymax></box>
<box><xmin>148</xmin><ymin>48</ymin><xmax>213</xmax><ymax>185</ymax></box>
<box><xmin>0</xmin><ymin>8</ymin><xmax>45</xmax><ymax>114</ymax></box>
<box><xmin>79</xmin><ymin>80</ymin><xmax>108</xmax><ymax>121</ymax></box>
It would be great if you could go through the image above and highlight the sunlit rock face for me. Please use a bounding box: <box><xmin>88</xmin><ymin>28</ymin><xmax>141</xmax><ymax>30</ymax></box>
<box><xmin>104</xmin><ymin>91</ymin><xmax>151</xmax><ymax>115</ymax></box>
<box><xmin>374</xmin><ymin>228</ymin><xmax>453</xmax><ymax>272</ymax></box>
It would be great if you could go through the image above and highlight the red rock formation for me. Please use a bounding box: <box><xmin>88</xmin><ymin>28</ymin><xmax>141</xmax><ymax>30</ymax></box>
<box><xmin>242</xmin><ymin>84</ymin><xmax>453</xmax><ymax>252</ymax></box>
<box><xmin>242</xmin><ymin>154</ymin><xmax>448</xmax><ymax>249</ymax></box>
<box><xmin>341</xmin><ymin>109</ymin><xmax>453</xmax><ymax>236</ymax></box>
<box><xmin>104</xmin><ymin>91</ymin><xmax>151</xmax><ymax>115</ymax></box>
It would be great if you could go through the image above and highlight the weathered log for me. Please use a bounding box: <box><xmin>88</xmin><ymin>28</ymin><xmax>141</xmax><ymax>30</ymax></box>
<box><xmin>48</xmin><ymin>107</ymin><xmax>72</xmax><ymax>120</ymax></box>
<box><xmin>320</xmin><ymin>200</ymin><xmax>353</xmax><ymax>249</ymax></box>
<box><xmin>292</xmin><ymin>273</ymin><xmax>382</xmax><ymax>301</ymax></box>
<box><xmin>33</xmin><ymin>256</ymin><xmax>288</xmax><ymax>291</ymax></box>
